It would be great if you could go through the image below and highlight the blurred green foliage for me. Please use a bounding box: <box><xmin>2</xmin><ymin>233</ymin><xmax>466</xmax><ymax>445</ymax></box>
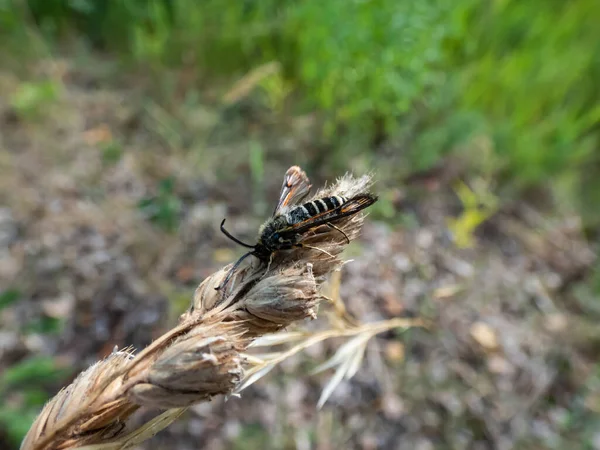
<box><xmin>0</xmin><ymin>357</ymin><xmax>69</xmax><ymax>446</ymax></box>
<box><xmin>138</xmin><ymin>177</ymin><xmax>183</xmax><ymax>232</ymax></box>
<box><xmin>0</xmin><ymin>0</ymin><xmax>598</xmax><ymax>218</ymax></box>
<box><xmin>0</xmin><ymin>356</ymin><xmax>66</xmax><ymax>387</ymax></box>
<box><xmin>0</xmin><ymin>288</ymin><xmax>70</xmax><ymax>445</ymax></box>
<box><xmin>0</xmin><ymin>289</ymin><xmax>21</xmax><ymax>310</ymax></box>
<box><xmin>232</xmin><ymin>423</ymin><xmax>271</xmax><ymax>450</ymax></box>
<box><xmin>452</xmin><ymin>0</ymin><xmax>600</xmax><ymax>189</ymax></box>
<box><xmin>0</xmin><ymin>287</ymin><xmax>69</xmax><ymax>443</ymax></box>
<box><xmin>447</xmin><ymin>178</ymin><xmax>498</xmax><ymax>248</ymax></box>
<box><xmin>10</xmin><ymin>79</ymin><xmax>61</xmax><ymax>120</ymax></box>
<box><xmin>24</xmin><ymin>316</ymin><xmax>65</xmax><ymax>334</ymax></box>
<box><xmin>101</xmin><ymin>140</ymin><xmax>124</xmax><ymax>166</ymax></box>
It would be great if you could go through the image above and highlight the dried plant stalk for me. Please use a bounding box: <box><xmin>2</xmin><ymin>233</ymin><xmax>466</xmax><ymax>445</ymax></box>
<box><xmin>21</xmin><ymin>171</ymin><xmax>379</xmax><ymax>450</ymax></box>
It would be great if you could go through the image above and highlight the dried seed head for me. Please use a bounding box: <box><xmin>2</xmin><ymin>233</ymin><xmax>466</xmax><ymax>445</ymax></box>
<box><xmin>21</xmin><ymin>350</ymin><xmax>137</xmax><ymax>450</ymax></box>
<box><xmin>183</xmin><ymin>173</ymin><xmax>376</xmax><ymax>326</ymax></box>
<box><xmin>313</xmin><ymin>173</ymin><xmax>374</xmax><ymax>199</ymax></box>
<box><xmin>241</xmin><ymin>263</ymin><xmax>319</xmax><ymax>331</ymax></box>
<box><xmin>21</xmin><ymin>169</ymin><xmax>378</xmax><ymax>450</ymax></box>
<box><xmin>184</xmin><ymin>259</ymin><xmax>259</xmax><ymax>319</ymax></box>
<box><xmin>129</xmin><ymin>330</ymin><xmax>244</xmax><ymax>408</ymax></box>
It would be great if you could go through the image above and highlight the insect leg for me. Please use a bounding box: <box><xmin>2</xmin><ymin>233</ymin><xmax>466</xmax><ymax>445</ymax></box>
<box><xmin>257</xmin><ymin>252</ymin><xmax>276</xmax><ymax>282</ymax></box>
<box><xmin>294</xmin><ymin>243</ymin><xmax>336</xmax><ymax>259</ymax></box>
<box><xmin>215</xmin><ymin>251</ymin><xmax>254</xmax><ymax>292</ymax></box>
<box><xmin>326</xmin><ymin>222</ymin><xmax>350</xmax><ymax>244</ymax></box>
<box><xmin>265</xmin><ymin>252</ymin><xmax>275</xmax><ymax>276</ymax></box>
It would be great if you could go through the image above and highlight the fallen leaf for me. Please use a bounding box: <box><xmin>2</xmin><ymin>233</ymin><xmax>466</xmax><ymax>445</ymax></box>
<box><xmin>544</xmin><ymin>313</ymin><xmax>568</xmax><ymax>333</ymax></box>
<box><xmin>470</xmin><ymin>322</ymin><xmax>499</xmax><ymax>352</ymax></box>
<box><xmin>41</xmin><ymin>294</ymin><xmax>74</xmax><ymax>318</ymax></box>
<box><xmin>83</xmin><ymin>124</ymin><xmax>112</xmax><ymax>145</ymax></box>
<box><xmin>384</xmin><ymin>341</ymin><xmax>405</xmax><ymax>363</ymax></box>
<box><xmin>487</xmin><ymin>355</ymin><xmax>514</xmax><ymax>375</ymax></box>
<box><xmin>433</xmin><ymin>284</ymin><xmax>463</xmax><ymax>300</ymax></box>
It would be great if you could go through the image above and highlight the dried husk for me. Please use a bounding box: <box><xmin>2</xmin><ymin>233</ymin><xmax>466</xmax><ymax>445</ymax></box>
<box><xmin>130</xmin><ymin>325</ymin><xmax>245</xmax><ymax>408</ymax></box>
<box><xmin>20</xmin><ymin>350</ymin><xmax>137</xmax><ymax>450</ymax></box>
<box><xmin>243</xmin><ymin>264</ymin><xmax>319</xmax><ymax>324</ymax></box>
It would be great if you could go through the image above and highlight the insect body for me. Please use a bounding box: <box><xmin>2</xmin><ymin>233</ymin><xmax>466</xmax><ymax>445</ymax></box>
<box><xmin>256</xmin><ymin>195</ymin><xmax>350</xmax><ymax>258</ymax></box>
<box><xmin>216</xmin><ymin>167</ymin><xmax>377</xmax><ymax>292</ymax></box>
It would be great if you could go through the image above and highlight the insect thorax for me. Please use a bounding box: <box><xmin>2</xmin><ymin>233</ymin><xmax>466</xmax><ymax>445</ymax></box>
<box><xmin>256</xmin><ymin>195</ymin><xmax>348</xmax><ymax>254</ymax></box>
<box><xmin>257</xmin><ymin>215</ymin><xmax>292</xmax><ymax>252</ymax></box>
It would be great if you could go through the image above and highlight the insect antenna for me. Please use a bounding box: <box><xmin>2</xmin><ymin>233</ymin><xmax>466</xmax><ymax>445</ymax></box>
<box><xmin>215</xmin><ymin>250</ymin><xmax>254</xmax><ymax>292</ymax></box>
<box><xmin>220</xmin><ymin>219</ymin><xmax>256</xmax><ymax>249</ymax></box>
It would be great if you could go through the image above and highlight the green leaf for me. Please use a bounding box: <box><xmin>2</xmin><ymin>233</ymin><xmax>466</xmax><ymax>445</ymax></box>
<box><xmin>0</xmin><ymin>408</ymin><xmax>40</xmax><ymax>447</ymax></box>
<box><xmin>0</xmin><ymin>356</ymin><xmax>68</xmax><ymax>388</ymax></box>
<box><xmin>10</xmin><ymin>80</ymin><xmax>60</xmax><ymax>119</ymax></box>
<box><xmin>24</xmin><ymin>316</ymin><xmax>64</xmax><ymax>335</ymax></box>
<box><xmin>101</xmin><ymin>141</ymin><xmax>124</xmax><ymax>165</ymax></box>
<box><xmin>0</xmin><ymin>289</ymin><xmax>21</xmax><ymax>310</ymax></box>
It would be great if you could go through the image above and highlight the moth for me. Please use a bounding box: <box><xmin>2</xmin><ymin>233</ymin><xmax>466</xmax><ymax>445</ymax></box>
<box><xmin>216</xmin><ymin>166</ymin><xmax>377</xmax><ymax>292</ymax></box>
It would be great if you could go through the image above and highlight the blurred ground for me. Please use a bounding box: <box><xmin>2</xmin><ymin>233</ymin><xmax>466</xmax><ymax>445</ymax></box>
<box><xmin>1</xmin><ymin>54</ymin><xmax>600</xmax><ymax>450</ymax></box>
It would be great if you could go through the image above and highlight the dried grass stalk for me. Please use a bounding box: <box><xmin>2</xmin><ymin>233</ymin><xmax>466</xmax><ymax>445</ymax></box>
<box><xmin>21</xmin><ymin>171</ymin><xmax>377</xmax><ymax>450</ymax></box>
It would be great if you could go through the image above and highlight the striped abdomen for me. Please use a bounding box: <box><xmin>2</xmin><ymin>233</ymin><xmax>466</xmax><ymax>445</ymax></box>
<box><xmin>286</xmin><ymin>196</ymin><xmax>347</xmax><ymax>224</ymax></box>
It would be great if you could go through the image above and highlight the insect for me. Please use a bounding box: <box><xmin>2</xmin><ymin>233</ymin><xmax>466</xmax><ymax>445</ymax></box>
<box><xmin>215</xmin><ymin>167</ymin><xmax>377</xmax><ymax>292</ymax></box>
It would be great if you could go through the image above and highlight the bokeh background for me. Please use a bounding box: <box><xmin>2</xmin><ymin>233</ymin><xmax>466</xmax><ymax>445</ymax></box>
<box><xmin>1</xmin><ymin>1</ymin><xmax>599</xmax><ymax>449</ymax></box>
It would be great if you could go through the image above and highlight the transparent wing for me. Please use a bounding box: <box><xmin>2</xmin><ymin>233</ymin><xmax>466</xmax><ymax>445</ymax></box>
<box><xmin>273</xmin><ymin>166</ymin><xmax>312</xmax><ymax>216</ymax></box>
